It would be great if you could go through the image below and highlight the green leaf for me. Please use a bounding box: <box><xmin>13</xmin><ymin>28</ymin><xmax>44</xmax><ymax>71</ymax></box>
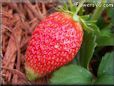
<box><xmin>50</xmin><ymin>64</ymin><xmax>93</xmax><ymax>84</ymax></box>
<box><xmin>80</xmin><ymin>15</ymin><xmax>90</xmax><ymax>20</ymax></box>
<box><xmin>100</xmin><ymin>27</ymin><xmax>112</xmax><ymax>37</ymax></box>
<box><xmin>79</xmin><ymin>32</ymin><xmax>97</xmax><ymax>69</ymax></box>
<box><xmin>96</xmin><ymin>35</ymin><xmax>114</xmax><ymax>46</ymax></box>
<box><xmin>96</xmin><ymin>23</ymin><xmax>114</xmax><ymax>46</ymax></box>
<box><xmin>95</xmin><ymin>75</ymin><xmax>114</xmax><ymax>85</ymax></box>
<box><xmin>79</xmin><ymin>17</ymin><xmax>93</xmax><ymax>32</ymax></box>
<box><xmin>98</xmin><ymin>52</ymin><xmax>114</xmax><ymax>77</ymax></box>
<box><xmin>100</xmin><ymin>23</ymin><xmax>113</xmax><ymax>37</ymax></box>
<box><xmin>63</xmin><ymin>3</ymin><xmax>68</xmax><ymax>11</ymax></box>
<box><xmin>79</xmin><ymin>16</ymin><xmax>99</xmax><ymax>33</ymax></box>
<box><xmin>86</xmin><ymin>23</ymin><xmax>100</xmax><ymax>35</ymax></box>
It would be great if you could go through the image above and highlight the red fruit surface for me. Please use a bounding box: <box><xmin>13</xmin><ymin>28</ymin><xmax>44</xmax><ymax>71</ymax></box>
<box><xmin>25</xmin><ymin>12</ymin><xmax>83</xmax><ymax>79</ymax></box>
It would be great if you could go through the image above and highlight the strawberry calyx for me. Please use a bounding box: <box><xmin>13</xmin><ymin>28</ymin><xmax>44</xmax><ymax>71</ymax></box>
<box><xmin>56</xmin><ymin>0</ymin><xmax>99</xmax><ymax>33</ymax></box>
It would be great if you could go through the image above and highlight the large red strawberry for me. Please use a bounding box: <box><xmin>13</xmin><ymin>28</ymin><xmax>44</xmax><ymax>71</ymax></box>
<box><xmin>25</xmin><ymin>12</ymin><xmax>83</xmax><ymax>80</ymax></box>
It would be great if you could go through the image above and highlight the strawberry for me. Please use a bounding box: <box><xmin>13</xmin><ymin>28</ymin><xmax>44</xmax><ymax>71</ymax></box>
<box><xmin>25</xmin><ymin>12</ymin><xmax>83</xmax><ymax>80</ymax></box>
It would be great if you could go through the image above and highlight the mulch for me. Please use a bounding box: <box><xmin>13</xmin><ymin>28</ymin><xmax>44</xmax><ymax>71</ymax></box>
<box><xmin>1</xmin><ymin>0</ymin><xmax>59</xmax><ymax>84</ymax></box>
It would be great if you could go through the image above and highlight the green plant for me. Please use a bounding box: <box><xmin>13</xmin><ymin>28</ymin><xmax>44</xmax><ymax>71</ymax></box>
<box><xmin>50</xmin><ymin>0</ymin><xmax>114</xmax><ymax>85</ymax></box>
<box><xmin>50</xmin><ymin>52</ymin><xmax>114</xmax><ymax>85</ymax></box>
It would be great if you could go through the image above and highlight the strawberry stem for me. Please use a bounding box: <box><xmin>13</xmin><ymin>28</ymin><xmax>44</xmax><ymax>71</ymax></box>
<box><xmin>91</xmin><ymin>0</ymin><xmax>106</xmax><ymax>21</ymax></box>
<box><xmin>75</xmin><ymin>0</ymin><xmax>85</xmax><ymax>15</ymax></box>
